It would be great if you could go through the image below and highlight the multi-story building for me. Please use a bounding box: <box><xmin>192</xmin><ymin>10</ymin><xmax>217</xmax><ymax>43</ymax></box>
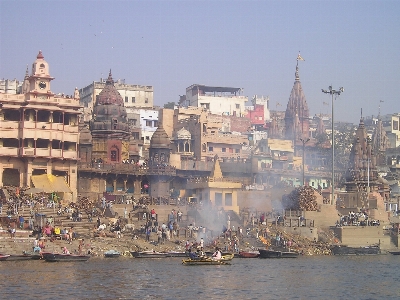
<box><xmin>0</xmin><ymin>78</ymin><xmax>22</xmax><ymax>94</ymax></box>
<box><xmin>79</xmin><ymin>79</ymin><xmax>154</xmax><ymax>122</ymax></box>
<box><xmin>180</xmin><ymin>84</ymin><xmax>247</xmax><ymax>117</ymax></box>
<box><xmin>0</xmin><ymin>51</ymin><xmax>81</xmax><ymax>200</ymax></box>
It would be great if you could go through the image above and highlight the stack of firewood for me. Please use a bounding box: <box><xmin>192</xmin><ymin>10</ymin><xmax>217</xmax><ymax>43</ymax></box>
<box><xmin>283</xmin><ymin>186</ymin><xmax>318</xmax><ymax>211</ymax></box>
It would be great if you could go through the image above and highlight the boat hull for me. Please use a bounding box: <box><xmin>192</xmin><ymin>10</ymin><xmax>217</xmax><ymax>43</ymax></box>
<box><xmin>258</xmin><ymin>249</ymin><xmax>299</xmax><ymax>258</ymax></box>
<box><xmin>182</xmin><ymin>258</ymin><xmax>231</xmax><ymax>265</ymax></box>
<box><xmin>130</xmin><ymin>251</ymin><xmax>187</xmax><ymax>258</ymax></box>
<box><xmin>331</xmin><ymin>245</ymin><xmax>380</xmax><ymax>255</ymax></box>
<box><xmin>130</xmin><ymin>251</ymin><xmax>169</xmax><ymax>258</ymax></box>
<box><xmin>42</xmin><ymin>252</ymin><xmax>90</xmax><ymax>262</ymax></box>
<box><xmin>238</xmin><ymin>251</ymin><xmax>260</xmax><ymax>258</ymax></box>
<box><xmin>388</xmin><ymin>251</ymin><xmax>400</xmax><ymax>255</ymax></box>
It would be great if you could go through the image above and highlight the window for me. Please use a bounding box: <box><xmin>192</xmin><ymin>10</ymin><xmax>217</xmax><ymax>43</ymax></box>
<box><xmin>225</xmin><ymin>193</ymin><xmax>232</xmax><ymax>206</ymax></box>
<box><xmin>132</xmin><ymin>132</ymin><xmax>139</xmax><ymax>140</ymax></box>
<box><xmin>200</xmin><ymin>103</ymin><xmax>210</xmax><ymax>109</ymax></box>
<box><xmin>110</xmin><ymin>150</ymin><xmax>117</xmax><ymax>161</ymax></box>
<box><xmin>215</xmin><ymin>193</ymin><xmax>222</xmax><ymax>206</ymax></box>
<box><xmin>235</xmin><ymin>149</ymin><xmax>239</xmax><ymax>153</ymax></box>
<box><xmin>125</xmin><ymin>96</ymin><xmax>128</xmax><ymax>103</ymax></box>
<box><xmin>145</xmin><ymin>98</ymin><xmax>149</xmax><ymax>103</ymax></box>
<box><xmin>131</xmin><ymin>119</ymin><xmax>137</xmax><ymax>126</ymax></box>
<box><xmin>222</xmin><ymin>148</ymin><xmax>226</xmax><ymax>152</ymax></box>
<box><xmin>132</xmin><ymin>97</ymin><xmax>135</xmax><ymax>103</ymax></box>
<box><xmin>146</xmin><ymin>136</ymin><xmax>150</xmax><ymax>140</ymax></box>
<box><xmin>209</xmin><ymin>146</ymin><xmax>213</xmax><ymax>152</ymax></box>
<box><xmin>154</xmin><ymin>120</ymin><xmax>158</xmax><ymax>127</ymax></box>
<box><xmin>393</xmin><ymin>120</ymin><xmax>399</xmax><ymax>131</ymax></box>
<box><xmin>236</xmin><ymin>104</ymin><xmax>240</xmax><ymax>109</ymax></box>
<box><xmin>146</xmin><ymin>120</ymin><xmax>152</xmax><ymax>127</ymax></box>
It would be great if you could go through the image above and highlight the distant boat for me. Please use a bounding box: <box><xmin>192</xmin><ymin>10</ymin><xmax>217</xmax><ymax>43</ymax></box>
<box><xmin>182</xmin><ymin>258</ymin><xmax>231</xmax><ymax>265</ymax></box>
<box><xmin>388</xmin><ymin>251</ymin><xmax>400</xmax><ymax>255</ymax></box>
<box><xmin>104</xmin><ymin>250</ymin><xmax>121</xmax><ymax>258</ymax></box>
<box><xmin>130</xmin><ymin>250</ymin><xmax>187</xmax><ymax>258</ymax></box>
<box><xmin>331</xmin><ymin>245</ymin><xmax>380</xmax><ymax>256</ymax></box>
<box><xmin>258</xmin><ymin>249</ymin><xmax>299</xmax><ymax>258</ymax></box>
<box><xmin>42</xmin><ymin>252</ymin><xmax>90</xmax><ymax>262</ymax></box>
<box><xmin>238</xmin><ymin>250</ymin><xmax>260</xmax><ymax>258</ymax></box>
<box><xmin>0</xmin><ymin>252</ymin><xmax>41</xmax><ymax>261</ymax></box>
<box><xmin>0</xmin><ymin>254</ymin><xmax>10</xmax><ymax>261</ymax></box>
<box><xmin>130</xmin><ymin>250</ymin><xmax>170</xmax><ymax>258</ymax></box>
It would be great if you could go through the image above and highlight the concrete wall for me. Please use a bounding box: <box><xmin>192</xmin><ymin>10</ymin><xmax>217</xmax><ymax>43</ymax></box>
<box><xmin>333</xmin><ymin>226</ymin><xmax>393</xmax><ymax>249</ymax></box>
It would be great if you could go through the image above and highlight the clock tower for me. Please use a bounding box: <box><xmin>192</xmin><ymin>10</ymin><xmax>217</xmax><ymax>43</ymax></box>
<box><xmin>28</xmin><ymin>50</ymin><xmax>54</xmax><ymax>98</ymax></box>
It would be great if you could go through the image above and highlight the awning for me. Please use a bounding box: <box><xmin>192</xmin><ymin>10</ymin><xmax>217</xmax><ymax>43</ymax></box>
<box><xmin>31</xmin><ymin>174</ymin><xmax>72</xmax><ymax>193</ymax></box>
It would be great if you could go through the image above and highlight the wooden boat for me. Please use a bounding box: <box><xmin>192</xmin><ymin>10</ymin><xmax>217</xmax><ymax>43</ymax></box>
<box><xmin>182</xmin><ymin>258</ymin><xmax>231</xmax><ymax>265</ymax></box>
<box><xmin>104</xmin><ymin>250</ymin><xmax>121</xmax><ymax>258</ymax></box>
<box><xmin>0</xmin><ymin>252</ymin><xmax>41</xmax><ymax>261</ymax></box>
<box><xmin>0</xmin><ymin>254</ymin><xmax>10</xmax><ymax>261</ymax></box>
<box><xmin>331</xmin><ymin>245</ymin><xmax>380</xmax><ymax>256</ymax></box>
<box><xmin>238</xmin><ymin>251</ymin><xmax>260</xmax><ymax>258</ymax></box>
<box><xmin>130</xmin><ymin>250</ymin><xmax>170</xmax><ymax>258</ymax></box>
<box><xmin>42</xmin><ymin>252</ymin><xmax>90</xmax><ymax>262</ymax></box>
<box><xmin>258</xmin><ymin>249</ymin><xmax>299</xmax><ymax>258</ymax></box>
<box><xmin>165</xmin><ymin>251</ymin><xmax>187</xmax><ymax>257</ymax></box>
<box><xmin>220</xmin><ymin>253</ymin><xmax>235</xmax><ymax>261</ymax></box>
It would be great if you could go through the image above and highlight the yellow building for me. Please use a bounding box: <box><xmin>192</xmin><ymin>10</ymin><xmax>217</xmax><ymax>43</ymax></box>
<box><xmin>185</xmin><ymin>158</ymin><xmax>241</xmax><ymax>214</ymax></box>
<box><xmin>0</xmin><ymin>51</ymin><xmax>81</xmax><ymax>200</ymax></box>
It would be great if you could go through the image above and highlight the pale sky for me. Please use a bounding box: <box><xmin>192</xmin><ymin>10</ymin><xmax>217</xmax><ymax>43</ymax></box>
<box><xmin>1</xmin><ymin>0</ymin><xmax>399</xmax><ymax>123</ymax></box>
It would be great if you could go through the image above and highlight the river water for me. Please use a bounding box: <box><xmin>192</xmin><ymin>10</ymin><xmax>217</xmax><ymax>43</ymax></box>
<box><xmin>0</xmin><ymin>255</ymin><xmax>399</xmax><ymax>300</ymax></box>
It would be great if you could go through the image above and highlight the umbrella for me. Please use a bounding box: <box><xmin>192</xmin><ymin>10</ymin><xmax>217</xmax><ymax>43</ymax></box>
<box><xmin>25</xmin><ymin>187</ymin><xmax>45</xmax><ymax>194</ymax></box>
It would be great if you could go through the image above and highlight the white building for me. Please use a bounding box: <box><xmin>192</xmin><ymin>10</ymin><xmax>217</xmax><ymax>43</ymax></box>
<box><xmin>127</xmin><ymin>108</ymin><xmax>159</xmax><ymax>146</ymax></box>
<box><xmin>181</xmin><ymin>84</ymin><xmax>247</xmax><ymax>117</ymax></box>
<box><xmin>0</xmin><ymin>79</ymin><xmax>22</xmax><ymax>94</ymax></box>
<box><xmin>79</xmin><ymin>79</ymin><xmax>154</xmax><ymax>122</ymax></box>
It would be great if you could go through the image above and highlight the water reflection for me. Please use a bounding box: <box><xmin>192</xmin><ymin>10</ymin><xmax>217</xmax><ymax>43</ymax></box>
<box><xmin>0</xmin><ymin>256</ymin><xmax>399</xmax><ymax>299</ymax></box>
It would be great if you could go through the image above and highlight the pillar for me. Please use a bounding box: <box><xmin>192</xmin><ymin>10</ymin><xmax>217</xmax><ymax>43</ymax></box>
<box><xmin>133</xmin><ymin>179</ymin><xmax>142</xmax><ymax>199</ymax></box>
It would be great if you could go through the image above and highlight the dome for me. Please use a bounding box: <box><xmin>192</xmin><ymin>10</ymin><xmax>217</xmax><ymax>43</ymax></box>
<box><xmin>96</xmin><ymin>70</ymin><xmax>124</xmax><ymax>106</ymax></box>
<box><xmin>150</xmin><ymin>125</ymin><xmax>170</xmax><ymax>148</ymax></box>
<box><xmin>175</xmin><ymin>127</ymin><xmax>191</xmax><ymax>140</ymax></box>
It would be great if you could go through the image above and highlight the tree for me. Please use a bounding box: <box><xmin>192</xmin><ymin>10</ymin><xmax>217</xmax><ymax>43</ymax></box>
<box><xmin>164</xmin><ymin>102</ymin><xmax>176</xmax><ymax>109</ymax></box>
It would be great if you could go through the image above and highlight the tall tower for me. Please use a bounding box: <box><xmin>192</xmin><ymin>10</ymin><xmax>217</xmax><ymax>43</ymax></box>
<box><xmin>89</xmin><ymin>70</ymin><xmax>130</xmax><ymax>163</ymax></box>
<box><xmin>284</xmin><ymin>57</ymin><xmax>310</xmax><ymax>141</ymax></box>
<box><xmin>27</xmin><ymin>50</ymin><xmax>54</xmax><ymax>100</ymax></box>
<box><xmin>345</xmin><ymin>117</ymin><xmax>378</xmax><ymax>193</ymax></box>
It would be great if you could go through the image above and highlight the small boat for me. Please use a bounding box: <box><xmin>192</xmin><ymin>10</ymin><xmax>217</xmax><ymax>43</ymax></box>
<box><xmin>182</xmin><ymin>258</ymin><xmax>231</xmax><ymax>265</ymax></box>
<box><xmin>104</xmin><ymin>250</ymin><xmax>121</xmax><ymax>258</ymax></box>
<box><xmin>331</xmin><ymin>245</ymin><xmax>380</xmax><ymax>256</ymax></box>
<box><xmin>130</xmin><ymin>250</ymin><xmax>169</xmax><ymax>258</ymax></box>
<box><xmin>238</xmin><ymin>250</ymin><xmax>260</xmax><ymax>258</ymax></box>
<box><xmin>0</xmin><ymin>252</ymin><xmax>41</xmax><ymax>261</ymax></box>
<box><xmin>388</xmin><ymin>251</ymin><xmax>400</xmax><ymax>255</ymax></box>
<box><xmin>42</xmin><ymin>252</ymin><xmax>90</xmax><ymax>262</ymax></box>
<box><xmin>258</xmin><ymin>249</ymin><xmax>299</xmax><ymax>258</ymax></box>
<box><xmin>0</xmin><ymin>254</ymin><xmax>10</xmax><ymax>261</ymax></box>
<box><xmin>165</xmin><ymin>251</ymin><xmax>187</xmax><ymax>257</ymax></box>
<box><xmin>220</xmin><ymin>253</ymin><xmax>235</xmax><ymax>261</ymax></box>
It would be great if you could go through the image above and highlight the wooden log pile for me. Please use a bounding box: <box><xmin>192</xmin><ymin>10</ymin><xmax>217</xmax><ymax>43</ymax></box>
<box><xmin>282</xmin><ymin>186</ymin><xmax>318</xmax><ymax>211</ymax></box>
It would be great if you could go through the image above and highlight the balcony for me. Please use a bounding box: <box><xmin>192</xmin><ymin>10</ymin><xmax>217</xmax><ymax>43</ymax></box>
<box><xmin>36</xmin><ymin>148</ymin><xmax>51</xmax><ymax>157</ymax></box>
<box><xmin>63</xmin><ymin>150</ymin><xmax>78</xmax><ymax>159</ymax></box>
<box><xmin>0</xmin><ymin>147</ymin><xmax>19</xmax><ymax>156</ymax></box>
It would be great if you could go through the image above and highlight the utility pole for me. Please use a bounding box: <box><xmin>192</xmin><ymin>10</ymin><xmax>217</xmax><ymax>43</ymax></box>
<box><xmin>322</xmin><ymin>86</ymin><xmax>344</xmax><ymax>205</ymax></box>
<box><xmin>300</xmin><ymin>138</ymin><xmax>310</xmax><ymax>186</ymax></box>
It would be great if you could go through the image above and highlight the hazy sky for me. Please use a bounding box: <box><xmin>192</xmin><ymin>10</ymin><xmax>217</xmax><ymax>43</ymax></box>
<box><xmin>1</xmin><ymin>0</ymin><xmax>399</xmax><ymax>123</ymax></box>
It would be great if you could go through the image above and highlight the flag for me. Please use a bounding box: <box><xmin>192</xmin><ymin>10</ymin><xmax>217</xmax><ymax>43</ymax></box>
<box><xmin>297</xmin><ymin>53</ymin><xmax>305</xmax><ymax>61</ymax></box>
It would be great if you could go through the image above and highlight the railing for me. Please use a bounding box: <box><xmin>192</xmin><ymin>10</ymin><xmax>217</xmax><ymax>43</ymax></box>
<box><xmin>78</xmin><ymin>162</ymin><xmax>176</xmax><ymax>176</ymax></box>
